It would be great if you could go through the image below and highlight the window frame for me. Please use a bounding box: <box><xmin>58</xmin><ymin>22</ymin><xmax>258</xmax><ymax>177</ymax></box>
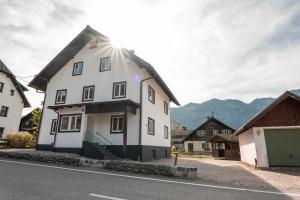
<box><xmin>164</xmin><ymin>125</ymin><xmax>169</xmax><ymax>139</ymax></box>
<box><xmin>196</xmin><ymin>130</ymin><xmax>206</xmax><ymax>137</ymax></box>
<box><xmin>110</xmin><ymin>115</ymin><xmax>125</xmax><ymax>134</ymax></box>
<box><xmin>10</xmin><ymin>89</ymin><xmax>14</xmax><ymax>96</ymax></box>
<box><xmin>0</xmin><ymin>106</ymin><xmax>9</xmax><ymax>117</ymax></box>
<box><xmin>90</xmin><ymin>39</ymin><xmax>98</xmax><ymax>49</ymax></box>
<box><xmin>0</xmin><ymin>127</ymin><xmax>4</xmax><ymax>138</ymax></box>
<box><xmin>72</xmin><ymin>62</ymin><xmax>83</xmax><ymax>76</ymax></box>
<box><xmin>50</xmin><ymin>119</ymin><xmax>58</xmax><ymax>135</ymax></box>
<box><xmin>82</xmin><ymin>85</ymin><xmax>95</xmax><ymax>102</ymax></box>
<box><xmin>164</xmin><ymin>101</ymin><xmax>168</xmax><ymax>114</ymax></box>
<box><xmin>212</xmin><ymin>130</ymin><xmax>218</xmax><ymax>135</ymax></box>
<box><xmin>147</xmin><ymin>117</ymin><xmax>155</xmax><ymax>135</ymax></box>
<box><xmin>148</xmin><ymin>86</ymin><xmax>155</xmax><ymax>104</ymax></box>
<box><xmin>99</xmin><ymin>57</ymin><xmax>111</xmax><ymax>72</ymax></box>
<box><xmin>55</xmin><ymin>89</ymin><xmax>67</xmax><ymax>105</ymax></box>
<box><xmin>58</xmin><ymin>114</ymin><xmax>82</xmax><ymax>133</ymax></box>
<box><xmin>0</xmin><ymin>82</ymin><xmax>4</xmax><ymax>93</ymax></box>
<box><xmin>112</xmin><ymin>81</ymin><xmax>126</xmax><ymax>99</ymax></box>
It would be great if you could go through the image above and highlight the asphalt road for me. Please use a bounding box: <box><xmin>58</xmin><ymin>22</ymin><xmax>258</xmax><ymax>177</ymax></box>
<box><xmin>0</xmin><ymin>159</ymin><xmax>298</xmax><ymax>200</ymax></box>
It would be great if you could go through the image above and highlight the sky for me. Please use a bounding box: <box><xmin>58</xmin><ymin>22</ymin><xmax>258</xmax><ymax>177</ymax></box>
<box><xmin>1</xmin><ymin>0</ymin><xmax>300</xmax><ymax>113</ymax></box>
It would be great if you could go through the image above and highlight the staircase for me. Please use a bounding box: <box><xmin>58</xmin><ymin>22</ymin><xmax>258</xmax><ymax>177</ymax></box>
<box><xmin>82</xmin><ymin>131</ymin><xmax>117</xmax><ymax>160</ymax></box>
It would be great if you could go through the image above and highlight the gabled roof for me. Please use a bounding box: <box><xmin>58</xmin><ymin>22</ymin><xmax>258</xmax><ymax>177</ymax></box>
<box><xmin>29</xmin><ymin>25</ymin><xmax>180</xmax><ymax>106</ymax></box>
<box><xmin>234</xmin><ymin>91</ymin><xmax>300</xmax><ymax>135</ymax></box>
<box><xmin>182</xmin><ymin>116</ymin><xmax>235</xmax><ymax>142</ymax></box>
<box><xmin>0</xmin><ymin>60</ymin><xmax>30</xmax><ymax>107</ymax></box>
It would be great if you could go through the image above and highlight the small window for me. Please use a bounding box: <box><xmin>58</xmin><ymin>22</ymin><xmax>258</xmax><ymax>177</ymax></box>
<box><xmin>55</xmin><ymin>90</ymin><xmax>67</xmax><ymax>104</ymax></box>
<box><xmin>196</xmin><ymin>130</ymin><xmax>206</xmax><ymax>136</ymax></box>
<box><xmin>99</xmin><ymin>57</ymin><xmax>111</xmax><ymax>71</ymax></box>
<box><xmin>164</xmin><ymin>125</ymin><xmax>169</xmax><ymax>139</ymax></box>
<box><xmin>148</xmin><ymin>117</ymin><xmax>155</xmax><ymax>135</ymax></box>
<box><xmin>0</xmin><ymin>82</ymin><xmax>4</xmax><ymax>93</ymax></box>
<box><xmin>25</xmin><ymin>121</ymin><xmax>30</xmax><ymax>126</ymax></box>
<box><xmin>148</xmin><ymin>86</ymin><xmax>155</xmax><ymax>104</ymax></box>
<box><xmin>73</xmin><ymin>62</ymin><xmax>83</xmax><ymax>76</ymax></box>
<box><xmin>164</xmin><ymin>101</ymin><xmax>168</xmax><ymax>114</ymax></box>
<box><xmin>50</xmin><ymin>119</ymin><xmax>58</xmax><ymax>135</ymax></box>
<box><xmin>10</xmin><ymin>89</ymin><xmax>14</xmax><ymax>96</ymax></box>
<box><xmin>202</xmin><ymin>142</ymin><xmax>210</xmax><ymax>150</ymax></box>
<box><xmin>152</xmin><ymin>150</ymin><xmax>156</xmax><ymax>160</ymax></box>
<box><xmin>112</xmin><ymin>82</ymin><xmax>126</xmax><ymax>99</ymax></box>
<box><xmin>59</xmin><ymin>114</ymin><xmax>81</xmax><ymax>132</ymax></box>
<box><xmin>110</xmin><ymin>115</ymin><xmax>125</xmax><ymax>133</ymax></box>
<box><xmin>0</xmin><ymin>106</ymin><xmax>8</xmax><ymax>117</ymax></box>
<box><xmin>0</xmin><ymin>127</ymin><xmax>4</xmax><ymax>138</ymax></box>
<box><xmin>222</xmin><ymin>129</ymin><xmax>232</xmax><ymax>135</ymax></box>
<box><xmin>82</xmin><ymin>86</ymin><xmax>95</xmax><ymax>102</ymax></box>
<box><xmin>90</xmin><ymin>39</ymin><xmax>98</xmax><ymax>49</ymax></box>
<box><xmin>212</xmin><ymin>130</ymin><xmax>218</xmax><ymax>135</ymax></box>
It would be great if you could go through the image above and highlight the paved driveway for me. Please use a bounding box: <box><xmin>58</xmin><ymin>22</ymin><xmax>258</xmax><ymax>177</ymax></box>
<box><xmin>149</xmin><ymin>158</ymin><xmax>300</xmax><ymax>194</ymax></box>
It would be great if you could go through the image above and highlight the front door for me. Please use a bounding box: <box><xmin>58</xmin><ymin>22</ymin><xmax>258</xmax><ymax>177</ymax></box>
<box><xmin>188</xmin><ymin>143</ymin><xmax>193</xmax><ymax>153</ymax></box>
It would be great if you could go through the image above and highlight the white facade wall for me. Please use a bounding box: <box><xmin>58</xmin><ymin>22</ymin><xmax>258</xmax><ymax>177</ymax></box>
<box><xmin>183</xmin><ymin>141</ymin><xmax>212</xmax><ymax>152</ymax></box>
<box><xmin>141</xmin><ymin>79</ymin><xmax>171</xmax><ymax>147</ymax></box>
<box><xmin>38</xmin><ymin>39</ymin><xmax>172</xmax><ymax>148</ymax></box>
<box><xmin>0</xmin><ymin>72</ymin><xmax>24</xmax><ymax>137</ymax></box>
<box><xmin>238</xmin><ymin>128</ymin><xmax>257</xmax><ymax>166</ymax></box>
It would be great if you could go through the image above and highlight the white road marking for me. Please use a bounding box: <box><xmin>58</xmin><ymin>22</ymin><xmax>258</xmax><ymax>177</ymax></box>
<box><xmin>89</xmin><ymin>193</ymin><xmax>127</xmax><ymax>200</ymax></box>
<box><xmin>0</xmin><ymin>159</ymin><xmax>299</xmax><ymax>197</ymax></box>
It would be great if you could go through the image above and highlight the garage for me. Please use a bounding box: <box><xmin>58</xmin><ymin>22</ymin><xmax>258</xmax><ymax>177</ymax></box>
<box><xmin>264</xmin><ymin>129</ymin><xmax>300</xmax><ymax>167</ymax></box>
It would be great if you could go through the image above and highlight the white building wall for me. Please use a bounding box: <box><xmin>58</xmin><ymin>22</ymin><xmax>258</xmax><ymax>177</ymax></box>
<box><xmin>141</xmin><ymin>78</ymin><xmax>171</xmax><ymax>147</ymax></box>
<box><xmin>184</xmin><ymin>141</ymin><xmax>212</xmax><ymax>152</ymax></box>
<box><xmin>0</xmin><ymin>72</ymin><xmax>24</xmax><ymax>137</ymax></box>
<box><xmin>238</xmin><ymin>128</ymin><xmax>257</xmax><ymax>166</ymax></box>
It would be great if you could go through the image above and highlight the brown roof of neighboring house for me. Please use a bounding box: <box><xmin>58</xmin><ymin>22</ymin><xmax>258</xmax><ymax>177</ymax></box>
<box><xmin>29</xmin><ymin>25</ymin><xmax>180</xmax><ymax>106</ymax></box>
<box><xmin>0</xmin><ymin>60</ymin><xmax>30</xmax><ymax>107</ymax></box>
<box><xmin>234</xmin><ymin>91</ymin><xmax>300</xmax><ymax>135</ymax></box>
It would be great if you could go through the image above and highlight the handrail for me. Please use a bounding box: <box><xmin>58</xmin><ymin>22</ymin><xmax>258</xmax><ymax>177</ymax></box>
<box><xmin>84</xmin><ymin>131</ymin><xmax>113</xmax><ymax>153</ymax></box>
<box><xmin>95</xmin><ymin>132</ymin><xmax>113</xmax><ymax>145</ymax></box>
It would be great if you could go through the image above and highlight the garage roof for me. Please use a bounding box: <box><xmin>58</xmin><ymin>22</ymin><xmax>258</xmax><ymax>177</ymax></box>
<box><xmin>234</xmin><ymin>91</ymin><xmax>300</xmax><ymax>135</ymax></box>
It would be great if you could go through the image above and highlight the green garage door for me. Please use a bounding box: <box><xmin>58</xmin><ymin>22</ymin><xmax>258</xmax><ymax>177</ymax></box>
<box><xmin>264</xmin><ymin>129</ymin><xmax>300</xmax><ymax>167</ymax></box>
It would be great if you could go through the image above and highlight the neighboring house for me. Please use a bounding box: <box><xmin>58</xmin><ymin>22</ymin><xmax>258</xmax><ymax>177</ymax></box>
<box><xmin>182</xmin><ymin>116</ymin><xmax>235</xmax><ymax>154</ymax></box>
<box><xmin>171</xmin><ymin>127</ymin><xmax>189</xmax><ymax>151</ymax></box>
<box><xmin>235</xmin><ymin>91</ymin><xmax>300</xmax><ymax>167</ymax></box>
<box><xmin>29</xmin><ymin>26</ymin><xmax>180</xmax><ymax>161</ymax></box>
<box><xmin>19</xmin><ymin>108</ymin><xmax>41</xmax><ymax>133</ymax></box>
<box><xmin>0</xmin><ymin>60</ymin><xmax>31</xmax><ymax>138</ymax></box>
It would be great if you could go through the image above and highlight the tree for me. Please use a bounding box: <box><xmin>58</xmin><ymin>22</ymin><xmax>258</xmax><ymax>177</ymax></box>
<box><xmin>30</xmin><ymin>108</ymin><xmax>42</xmax><ymax>143</ymax></box>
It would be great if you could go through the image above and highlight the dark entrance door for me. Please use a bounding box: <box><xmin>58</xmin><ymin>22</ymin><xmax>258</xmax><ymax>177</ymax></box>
<box><xmin>188</xmin><ymin>143</ymin><xmax>193</xmax><ymax>153</ymax></box>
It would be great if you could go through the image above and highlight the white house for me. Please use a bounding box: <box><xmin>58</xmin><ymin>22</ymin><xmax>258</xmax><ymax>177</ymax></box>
<box><xmin>0</xmin><ymin>60</ymin><xmax>30</xmax><ymax>138</ymax></box>
<box><xmin>235</xmin><ymin>91</ymin><xmax>300</xmax><ymax>167</ymax></box>
<box><xmin>29</xmin><ymin>26</ymin><xmax>180</xmax><ymax>161</ymax></box>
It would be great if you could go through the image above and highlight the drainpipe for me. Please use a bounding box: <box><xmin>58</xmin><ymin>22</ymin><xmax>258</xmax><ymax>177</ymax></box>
<box><xmin>138</xmin><ymin>75</ymin><xmax>155</xmax><ymax>161</ymax></box>
<box><xmin>52</xmin><ymin>110</ymin><xmax>60</xmax><ymax>151</ymax></box>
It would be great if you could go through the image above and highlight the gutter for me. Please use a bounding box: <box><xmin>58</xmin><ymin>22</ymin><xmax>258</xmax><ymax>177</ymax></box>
<box><xmin>138</xmin><ymin>76</ymin><xmax>155</xmax><ymax>161</ymax></box>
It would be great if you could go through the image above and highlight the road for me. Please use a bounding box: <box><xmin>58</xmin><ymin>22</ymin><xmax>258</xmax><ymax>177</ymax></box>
<box><xmin>0</xmin><ymin>159</ymin><xmax>298</xmax><ymax>200</ymax></box>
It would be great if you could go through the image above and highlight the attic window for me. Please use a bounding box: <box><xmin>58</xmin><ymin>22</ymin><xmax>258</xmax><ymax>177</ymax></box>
<box><xmin>0</xmin><ymin>82</ymin><xmax>4</xmax><ymax>93</ymax></box>
<box><xmin>90</xmin><ymin>39</ymin><xmax>98</xmax><ymax>49</ymax></box>
<box><xmin>10</xmin><ymin>89</ymin><xmax>14</xmax><ymax>96</ymax></box>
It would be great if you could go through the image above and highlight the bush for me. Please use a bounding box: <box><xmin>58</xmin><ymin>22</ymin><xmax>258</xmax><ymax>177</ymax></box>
<box><xmin>6</xmin><ymin>133</ymin><xmax>36</xmax><ymax>148</ymax></box>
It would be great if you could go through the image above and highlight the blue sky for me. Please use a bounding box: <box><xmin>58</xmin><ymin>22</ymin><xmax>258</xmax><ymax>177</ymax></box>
<box><xmin>1</xmin><ymin>0</ymin><xmax>300</xmax><ymax>112</ymax></box>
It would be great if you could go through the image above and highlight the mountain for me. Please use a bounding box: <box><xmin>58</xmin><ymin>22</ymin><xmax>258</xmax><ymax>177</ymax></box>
<box><xmin>171</xmin><ymin>89</ymin><xmax>300</xmax><ymax>130</ymax></box>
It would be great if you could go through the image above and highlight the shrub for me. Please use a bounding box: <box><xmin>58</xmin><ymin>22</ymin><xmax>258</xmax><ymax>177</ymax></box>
<box><xmin>6</xmin><ymin>133</ymin><xmax>36</xmax><ymax>148</ymax></box>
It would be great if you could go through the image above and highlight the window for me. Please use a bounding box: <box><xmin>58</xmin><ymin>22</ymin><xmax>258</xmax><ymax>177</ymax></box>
<box><xmin>212</xmin><ymin>130</ymin><xmax>218</xmax><ymax>135</ymax></box>
<box><xmin>0</xmin><ymin>127</ymin><xmax>4</xmax><ymax>138</ymax></box>
<box><xmin>164</xmin><ymin>101</ymin><xmax>168</xmax><ymax>114</ymax></box>
<box><xmin>148</xmin><ymin>117</ymin><xmax>155</xmax><ymax>135</ymax></box>
<box><xmin>59</xmin><ymin>114</ymin><xmax>81</xmax><ymax>132</ymax></box>
<box><xmin>202</xmin><ymin>142</ymin><xmax>210</xmax><ymax>150</ymax></box>
<box><xmin>72</xmin><ymin>62</ymin><xmax>83</xmax><ymax>76</ymax></box>
<box><xmin>25</xmin><ymin>121</ymin><xmax>30</xmax><ymax>126</ymax></box>
<box><xmin>222</xmin><ymin>129</ymin><xmax>232</xmax><ymax>135</ymax></box>
<box><xmin>164</xmin><ymin>125</ymin><xmax>169</xmax><ymax>139</ymax></box>
<box><xmin>55</xmin><ymin>90</ymin><xmax>67</xmax><ymax>104</ymax></box>
<box><xmin>50</xmin><ymin>119</ymin><xmax>58</xmax><ymax>135</ymax></box>
<box><xmin>196</xmin><ymin>130</ymin><xmax>206</xmax><ymax>136</ymax></box>
<box><xmin>110</xmin><ymin>115</ymin><xmax>125</xmax><ymax>133</ymax></box>
<box><xmin>0</xmin><ymin>82</ymin><xmax>4</xmax><ymax>93</ymax></box>
<box><xmin>82</xmin><ymin>86</ymin><xmax>95</xmax><ymax>102</ymax></box>
<box><xmin>90</xmin><ymin>39</ymin><xmax>98</xmax><ymax>49</ymax></box>
<box><xmin>148</xmin><ymin>86</ymin><xmax>155</xmax><ymax>104</ymax></box>
<box><xmin>112</xmin><ymin>82</ymin><xmax>126</xmax><ymax>99</ymax></box>
<box><xmin>0</xmin><ymin>106</ymin><xmax>8</xmax><ymax>117</ymax></box>
<box><xmin>99</xmin><ymin>57</ymin><xmax>111</xmax><ymax>71</ymax></box>
<box><xmin>10</xmin><ymin>89</ymin><xmax>14</xmax><ymax>96</ymax></box>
